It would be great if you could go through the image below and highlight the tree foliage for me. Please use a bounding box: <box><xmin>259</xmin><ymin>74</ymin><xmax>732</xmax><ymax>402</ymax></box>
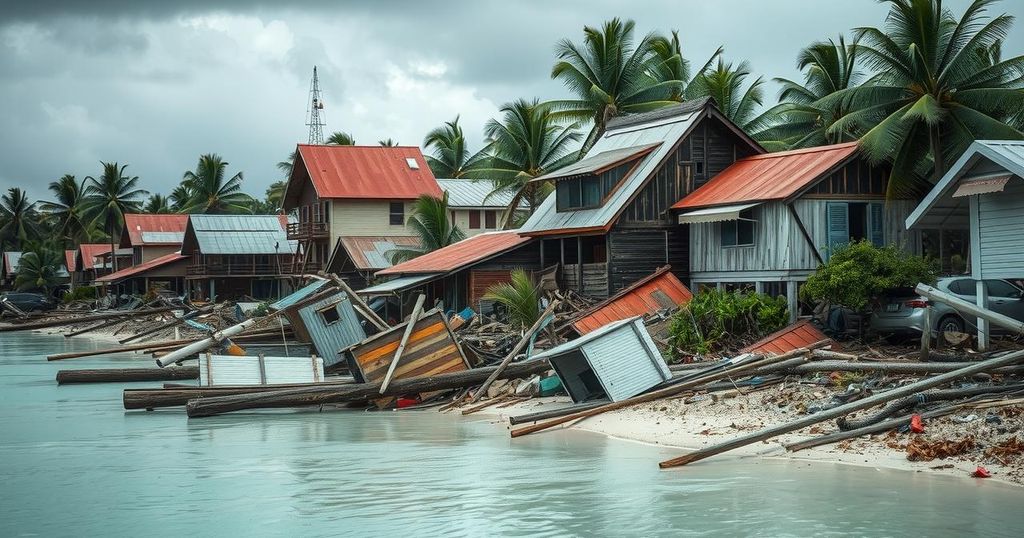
<box><xmin>802</xmin><ymin>240</ymin><xmax>938</xmax><ymax>310</ymax></box>
<box><xmin>423</xmin><ymin>116</ymin><xmax>488</xmax><ymax>179</ymax></box>
<box><xmin>387</xmin><ymin>193</ymin><xmax>466</xmax><ymax>264</ymax></box>
<box><xmin>668</xmin><ymin>289</ymin><xmax>789</xmax><ymax>356</ymax></box>
<box><xmin>179</xmin><ymin>154</ymin><xmax>252</xmax><ymax>214</ymax></box>
<box><xmin>483</xmin><ymin>269</ymin><xmax>540</xmax><ymax>329</ymax></box>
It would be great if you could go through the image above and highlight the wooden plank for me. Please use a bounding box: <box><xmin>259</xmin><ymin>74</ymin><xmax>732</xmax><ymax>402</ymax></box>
<box><xmin>380</xmin><ymin>294</ymin><xmax>426</xmax><ymax>393</ymax></box>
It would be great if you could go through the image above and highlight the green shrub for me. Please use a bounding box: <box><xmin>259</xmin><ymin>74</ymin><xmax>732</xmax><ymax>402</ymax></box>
<box><xmin>668</xmin><ymin>289</ymin><xmax>789</xmax><ymax>356</ymax></box>
<box><xmin>63</xmin><ymin>286</ymin><xmax>97</xmax><ymax>302</ymax></box>
<box><xmin>801</xmin><ymin>240</ymin><xmax>937</xmax><ymax>310</ymax></box>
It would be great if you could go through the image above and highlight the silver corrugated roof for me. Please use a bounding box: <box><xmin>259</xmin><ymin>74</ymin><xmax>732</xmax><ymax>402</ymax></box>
<box><xmin>140</xmin><ymin>231</ymin><xmax>185</xmax><ymax>244</ymax></box>
<box><xmin>271</xmin><ymin>279</ymin><xmax>329</xmax><ymax>310</ymax></box>
<box><xmin>436</xmin><ymin>178</ymin><xmax>524</xmax><ymax>209</ymax></box>
<box><xmin>532</xmin><ymin>143</ymin><xmax>661</xmax><ymax>182</ymax></box>
<box><xmin>189</xmin><ymin>214</ymin><xmax>297</xmax><ymax>254</ymax></box>
<box><xmin>356</xmin><ymin>273</ymin><xmax>442</xmax><ymax>295</ymax></box>
<box><xmin>199</xmin><ymin>354</ymin><xmax>325</xmax><ymax>386</ymax></box>
<box><xmin>518</xmin><ymin>105</ymin><xmax>705</xmax><ymax>235</ymax></box>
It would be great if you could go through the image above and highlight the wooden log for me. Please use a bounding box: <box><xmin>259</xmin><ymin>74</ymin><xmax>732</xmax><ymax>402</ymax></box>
<box><xmin>509</xmin><ymin>344</ymin><xmax>827</xmax><ymax>438</ymax></box>
<box><xmin>508</xmin><ymin>402</ymin><xmax>606</xmax><ymax>425</ymax></box>
<box><xmin>186</xmin><ymin>360</ymin><xmax>551</xmax><ymax>418</ymax></box>
<box><xmin>57</xmin><ymin>366</ymin><xmax>199</xmax><ymax>385</ymax></box>
<box><xmin>119</xmin><ymin>306</ymin><xmax>212</xmax><ymax>344</ymax></box>
<box><xmin>658</xmin><ymin>348</ymin><xmax>1024</xmax><ymax>468</ymax></box>
<box><xmin>124</xmin><ymin>380</ymin><xmax>354</xmax><ymax>409</ymax></box>
<box><xmin>0</xmin><ymin>306</ymin><xmax>178</xmax><ymax>333</ymax></box>
<box><xmin>379</xmin><ymin>294</ymin><xmax>426</xmax><ymax>394</ymax></box>
<box><xmin>469</xmin><ymin>300</ymin><xmax>560</xmax><ymax>404</ymax></box>
<box><xmin>461</xmin><ymin>395</ymin><xmax>513</xmax><ymax>415</ymax></box>
<box><xmin>757</xmin><ymin>360</ymin><xmax>1024</xmax><ymax>376</ymax></box>
<box><xmin>46</xmin><ymin>338</ymin><xmax>196</xmax><ymax>361</ymax></box>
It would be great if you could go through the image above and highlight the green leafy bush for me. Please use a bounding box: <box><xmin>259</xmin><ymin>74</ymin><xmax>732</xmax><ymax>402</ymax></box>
<box><xmin>668</xmin><ymin>289</ymin><xmax>789</xmax><ymax>356</ymax></box>
<box><xmin>63</xmin><ymin>286</ymin><xmax>97</xmax><ymax>302</ymax></box>
<box><xmin>802</xmin><ymin>240</ymin><xmax>937</xmax><ymax>310</ymax></box>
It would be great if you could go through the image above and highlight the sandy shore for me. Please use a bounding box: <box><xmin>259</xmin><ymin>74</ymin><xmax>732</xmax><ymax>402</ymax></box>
<box><xmin>468</xmin><ymin>390</ymin><xmax>1024</xmax><ymax>487</ymax></box>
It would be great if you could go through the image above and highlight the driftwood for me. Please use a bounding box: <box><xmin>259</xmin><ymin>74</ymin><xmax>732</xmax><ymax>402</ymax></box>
<box><xmin>185</xmin><ymin>360</ymin><xmax>551</xmax><ymax>418</ymax></box>
<box><xmin>469</xmin><ymin>300</ymin><xmax>560</xmax><ymax>404</ymax></box>
<box><xmin>57</xmin><ymin>366</ymin><xmax>199</xmax><ymax>385</ymax></box>
<box><xmin>123</xmin><ymin>379</ymin><xmax>354</xmax><ymax>409</ymax></box>
<box><xmin>460</xmin><ymin>395</ymin><xmax>514</xmax><ymax>415</ymax></box>
<box><xmin>379</xmin><ymin>294</ymin><xmax>425</xmax><ymax>394</ymax></box>
<box><xmin>509</xmin><ymin>343</ymin><xmax>829</xmax><ymax>438</ymax></box>
<box><xmin>657</xmin><ymin>348</ymin><xmax>1024</xmax><ymax>468</ymax></box>
<box><xmin>0</xmin><ymin>306</ymin><xmax>179</xmax><ymax>334</ymax></box>
<box><xmin>508</xmin><ymin>402</ymin><xmax>606</xmax><ymax>425</ymax></box>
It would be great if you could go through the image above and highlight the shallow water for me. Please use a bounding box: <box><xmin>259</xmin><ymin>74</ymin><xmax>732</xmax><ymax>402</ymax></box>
<box><xmin>2</xmin><ymin>332</ymin><xmax>1023</xmax><ymax>537</ymax></box>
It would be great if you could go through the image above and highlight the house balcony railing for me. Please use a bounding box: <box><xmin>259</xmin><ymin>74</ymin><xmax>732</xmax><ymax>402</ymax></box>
<box><xmin>286</xmin><ymin>221</ymin><xmax>329</xmax><ymax>240</ymax></box>
<box><xmin>187</xmin><ymin>263</ymin><xmax>289</xmax><ymax>277</ymax></box>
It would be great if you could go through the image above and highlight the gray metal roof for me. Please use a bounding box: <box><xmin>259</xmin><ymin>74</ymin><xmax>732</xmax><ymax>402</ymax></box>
<box><xmin>605</xmin><ymin>97</ymin><xmax>711</xmax><ymax>130</ymax></box>
<box><xmin>907</xmin><ymin>140</ymin><xmax>1024</xmax><ymax>230</ymax></box>
<box><xmin>297</xmin><ymin>292</ymin><xmax>366</xmax><ymax>368</ymax></box>
<box><xmin>533</xmin><ymin>143</ymin><xmax>661</xmax><ymax>182</ymax></box>
<box><xmin>518</xmin><ymin>103</ymin><xmax>706</xmax><ymax>235</ymax></box>
<box><xmin>436</xmin><ymin>178</ymin><xmax>524</xmax><ymax>209</ymax></box>
<box><xmin>140</xmin><ymin>231</ymin><xmax>185</xmax><ymax>244</ymax></box>
<box><xmin>188</xmin><ymin>214</ymin><xmax>297</xmax><ymax>255</ymax></box>
<box><xmin>356</xmin><ymin>273</ymin><xmax>442</xmax><ymax>295</ymax></box>
<box><xmin>271</xmin><ymin>279</ymin><xmax>330</xmax><ymax>310</ymax></box>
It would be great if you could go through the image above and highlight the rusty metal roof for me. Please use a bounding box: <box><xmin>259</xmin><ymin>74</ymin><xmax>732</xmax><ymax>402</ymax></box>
<box><xmin>77</xmin><ymin>244</ymin><xmax>112</xmax><ymax>271</ymax></box>
<box><xmin>741</xmin><ymin>319</ymin><xmax>832</xmax><ymax>355</ymax></box>
<box><xmin>572</xmin><ymin>266</ymin><xmax>692</xmax><ymax>334</ymax></box>
<box><xmin>673</xmin><ymin>142</ymin><xmax>860</xmax><ymax>210</ymax></box>
<box><xmin>96</xmin><ymin>251</ymin><xmax>187</xmax><ymax>283</ymax></box>
<box><xmin>332</xmin><ymin>236</ymin><xmax>422</xmax><ymax>272</ymax></box>
<box><xmin>121</xmin><ymin>214</ymin><xmax>188</xmax><ymax>247</ymax></box>
<box><xmin>64</xmin><ymin>250</ymin><xmax>75</xmax><ymax>275</ymax></box>
<box><xmin>376</xmin><ymin>231</ymin><xmax>532</xmax><ymax>276</ymax></box>
<box><xmin>286</xmin><ymin>145</ymin><xmax>442</xmax><ymax>204</ymax></box>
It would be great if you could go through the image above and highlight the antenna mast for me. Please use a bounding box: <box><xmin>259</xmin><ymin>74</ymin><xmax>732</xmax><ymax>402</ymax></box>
<box><xmin>306</xmin><ymin>66</ymin><xmax>326</xmax><ymax>144</ymax></box>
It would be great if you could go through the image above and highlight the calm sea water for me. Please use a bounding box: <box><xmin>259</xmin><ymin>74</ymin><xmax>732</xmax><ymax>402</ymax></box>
<box><xmin>2</xmin><ymin>332</ymin><xmax>1023</xmax><ymax>537</ymax></box>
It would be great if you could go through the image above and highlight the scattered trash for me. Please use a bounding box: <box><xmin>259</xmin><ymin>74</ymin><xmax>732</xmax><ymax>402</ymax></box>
<box><xmin>951</xmin><ymin>414</ymin><xmax>979</xmax><ymax>424</ymax></box>
<box><xmin>906</xmin><ymin>436</ymin><xmax>976</xmax><ymax>462</ymax></box>
<box><xmin>910</xmin><ymin>414</ymin><xmax>925</xmax><ymax>433</ymax></box>
<box><xmin>972</xmin><ymin>466</ymin><xmax>992</xmax><ymax>478</ymax></box>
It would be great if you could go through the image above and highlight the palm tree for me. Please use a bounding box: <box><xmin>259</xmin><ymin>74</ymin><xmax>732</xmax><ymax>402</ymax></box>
<box><xmin>649</xmin><ymin>31</ymin><xmax>724</xmax><ymax>101</ymax></box>
<box><xmin>378</xmin><ymin>138</ymin><xmax>398</xmax><ymax>147</ymax></box>
<box><xmin>169</xmin><ymin>184</ymin><xmax>192</xmax><ymax>212</ymax></box>
<box><xmin>475</xmin><ymin>99</ymin><xmax>582</xmax><ymax>226</ymax></box>
<box><xmin>827</xmin><ymin>0</ymin><xmax>1024</xmax><ymax>197</ymax></box>
<box><xmin>180</xmin><ymin>154</ymin><xmax>253</xmax><ymax>214</ymax></box>
<box><xmin>277</xmin><ymin>150</ymin><xmax>298</xmax><ymax>179</ymax></box>
<box><xmin>387</xmin><ymin>193</ymin><xmax>466</xmax><ymax>264</ymax></box>
<box><xmin>326</xmin><ymin>132</ymin><xmax>356</xmax><ymax>145</ymax></box>
<box><xmin>483</xmin><ymin>269</ymin><xmax>540</xmax><ymax>329</ymax></box>
<box><xmin>39</xmin><ymin>174</ymin><xmax>88</xmax><ymax>247</ymax></box>
<box><xmin>83</xmin><ymin>162</ymin><xmax>147</xmax><ymax>273</ymax></box>
<box><xmin>14</xmin><ymin>247</ymin><xmax>64</xmax><ymax>295</ymax></box>
<box><xmin>422</xmin><ymin>116</ymin><xmax>488</xmax><ymax>178</ymax></box>
<box><xmin>758</xmin><ymin>36</ymin><xmax>864</xmax><ymax>150</ymax></box>
<box><xmin>0</xmin><ymin>187</ymin><xmax>40</xmax><ymax>251</ymax></box>
<box><xmin>265</xmin><ymin>180</ymin><xmax>286</xmax><ymax>210</ymax></box>
<box><xmin>685</xmin><ymin>58</ymin><xmax>769</xmax><ymax>133</ymax></box>
<box><xmin>549</xmin><ymin>18</ymin><xmax>685</xmax><ymax>151</ymax></box>
<box><xmin>143</xmin><ymin>194</ymin><xmax>172</xmax><ymax>214</ymax></box>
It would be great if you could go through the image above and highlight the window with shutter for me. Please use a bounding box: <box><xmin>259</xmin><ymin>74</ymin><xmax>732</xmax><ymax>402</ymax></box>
<box><xmin>826</xmin><ymin>202</ymin><xmax>849</xmax><ymax>258</ymax></box>
<box><xmin>868</xmin><ymin>203</ymin><xmax>884</xmax><ymax>246</ymax></box>
<box><xmin>484</xmin><ymin>210</ymin><xmax>497</xmax><ymax>229</ymax></box>
<box><xmin>469</xmin><ymin>211</ymin><xmax>481</xmax><ymax>229</ymax></box>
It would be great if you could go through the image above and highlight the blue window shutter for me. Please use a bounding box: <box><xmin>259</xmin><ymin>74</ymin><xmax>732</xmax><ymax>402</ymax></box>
<box><xmin>869</xmin><ymin>203</ymin><xmax>884</xmax><ymax>246</ymax></box>
<box><xmin>826</xmin><ymin>202</ymin><xmax>849</xmax><ymax>259</ymax></box>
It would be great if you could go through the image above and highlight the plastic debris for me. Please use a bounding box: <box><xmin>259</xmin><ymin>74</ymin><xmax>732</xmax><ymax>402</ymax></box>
<box><xmin>910</xmin><ymin>414</ymin><xmax>925</xmax><ymax>433</ymax></box>
<box><xmin>972</xmin><ymin>466</ymin><xmax>992</xmax><ymax>478</ymax></box>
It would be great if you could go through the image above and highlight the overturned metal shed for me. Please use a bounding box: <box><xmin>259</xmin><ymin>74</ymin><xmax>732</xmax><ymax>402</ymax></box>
<box><xmin>344</xmin><ymin>309</ymin><xmax>469</xmax><ymax>384</ymax></box>
<box><xmin>533</xmin><ymin>316</ymin><xmax>671</xmax><ymax>403</ymax></box>
<box><xmin>199</xmin><ymin>354</ymin><xmax>325</xmax><ymax>386</ymax></box>
<box><xmin>296</xmin><ymin>292</ymin><xmax>366</xmax><ymax>370</ymax></box>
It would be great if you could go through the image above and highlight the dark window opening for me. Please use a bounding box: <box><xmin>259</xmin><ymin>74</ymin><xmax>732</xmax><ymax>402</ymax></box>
<box><xmin>469</xmin><ymin>211</ymin><xmax>481</xmax><ymax>229</ymax></box>
<box><xmin>580</xmin><ymin>235</ymin><xmax>607</xmax><ymax>263</ymax></box>
<box><xmin>556</xmin><ymin>160</ymin><xmax>636</xmax><ymax>212</ymax></box>
<box><xmin>389</xmin><ymin>202</ymin><xmax>404</xmax><ymax>225</ymax></box>
<box><xmin>721</xmin><ymin>209</ymin><xmax>755</xmax><ymax>247</ymax></box>
<box><xmin>695</xmin><ymin>160</ymin><xmax>705</xmax><ymax>176</ymax></box>
<box><xmin>848</xmin><ymin>202</ymin><xmax>868</xmax><ymax>241</ymax></box>
<box><xmin>318</xmin><ymin>304</ymin><xmax>341</xmax><ymax>325</ymax></box>
<box><xmin>484</xmin><ymin>210</ymin><xmax>497</xmax><ymax>229</ymax></box>
<box><xmin>922</xmin><ymin>228</ymin><xmax>969</xmax><ymax>275</ymax></box>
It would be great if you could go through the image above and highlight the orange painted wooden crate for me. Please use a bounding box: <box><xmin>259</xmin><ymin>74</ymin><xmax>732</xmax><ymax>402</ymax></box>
<box><xmin>344</xmin><ymin>309</ymin><xmax>470</xmax><ymax>384</ymax></box>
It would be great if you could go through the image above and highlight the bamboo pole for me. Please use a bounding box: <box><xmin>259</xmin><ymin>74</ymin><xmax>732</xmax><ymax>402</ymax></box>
<box><xmin>186</xmin><ymin>360</ymin><xmax>551</xmax><ymax>418</ymax></box>
<box><xmin>379</xmin><ymin>294</ymin><xmax>426</xmax><ymax>394</ymax></box>
<box><xmin>509</xmin><ymin>343</ymin><xmax>827</xmax><ymax>438</ymax></box>
<box><xmin>658</xmin><ymin>348</ymin><xmax>1024</xmax><ymax>468</ymax></box>
<box><xmin>469</xmin><ymin>300</ymin><xmax>560</xmax><ymax>404</ymax></box>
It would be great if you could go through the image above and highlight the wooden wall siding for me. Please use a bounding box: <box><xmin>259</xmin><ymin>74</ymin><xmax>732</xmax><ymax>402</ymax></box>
<box><xmin>562</xmin><ymin>263</ymin><xmax>610</xmax><ymax>298</ymax></box>
<box><xmin>620</xmin><ymin>116</ymin><xmax>757</xmax><ymax>225</ymax></box>
<box><xmin>468</xmin><ymin>269</ymin><xmax>512</xmax><ymax>306</ymax></box>
<box><xmin>690</xmin><ymin>199</ymin><xmax>920</xmax><ymax>275</ymax></box>
<box><xmin>977</xmin><ymin>179</ymin><xmax>1024</xmax><ymax>279</ymax></box>
<box><xmin>804</xmin><ymin>158</ymin><xmax>889</xmax><ymax>197</ymax></box>
<box><xmin>346</xmin><ymin>309</ymin><xmax>468</xmax><ymax>383</ymax></box>
<box><xmin>474</xmin><ymin>240</ymin><xmax>542</xmax><ymax>272</ymax></box>
<box><xmin>607</xmin><ymin>228</ymin><xmax>688</xmax><ymax>292</ymax></box>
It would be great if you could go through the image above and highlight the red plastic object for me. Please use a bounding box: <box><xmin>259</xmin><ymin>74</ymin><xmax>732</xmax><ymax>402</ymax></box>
<box><xmin>972</xmin><ymin>466</ymin><xmax>991</xmax><ymax>478</ymax></box>
<box><xmin>396</xmin><ymin>397</ymin><xmax>419</xmax><ymax>408</ymax></box>
<box><xmin>910</xmin><ymin>414</ymin><xmax>925</xmax><ymax>433</ymax></box>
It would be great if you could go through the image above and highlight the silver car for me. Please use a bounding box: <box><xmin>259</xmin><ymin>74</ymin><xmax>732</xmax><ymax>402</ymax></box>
<box><xmin>870</xmin><ymin>277</ymin><xmax>1024</xmax><ymax>336</ymax></box>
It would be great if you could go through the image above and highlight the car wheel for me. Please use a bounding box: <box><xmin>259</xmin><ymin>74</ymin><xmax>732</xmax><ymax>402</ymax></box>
<box><xmin>937</xmin><ymin>315</ymin><xmax>965</xmax><ymax>335</ymax></box>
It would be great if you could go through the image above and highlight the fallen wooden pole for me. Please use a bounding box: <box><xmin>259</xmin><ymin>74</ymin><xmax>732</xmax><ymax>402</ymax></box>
<box><xmin>124</xmin><ymin>380</ymin><xmax>354</xmax><ymax>409</ymax></box>
<box><xmin>469</xmin><ymin>300</ymin><xmax>560</xmax><ymax>404</ymax></box>
<box><xmin>916</xmin><ymin>283</ymin><xmax>1024</xmax><ymax>335</ymax></box>
<box><xmin>509</xmin><ymin>343</ymin><xmax>828</xmax><ymax>438</ymax></box>
<box><xmin>186</xmin><ymin>360</ymin><xmax>551</xmax><ymax>418</ymax></box>
<box><xmin>461</xmin><ymin>395</ymin><xmax>513</xmax><ymax>415</ymax></box>
<box><xmin>0</xmin><ymin>306</ymin><xmax>178</xmax><ymax>333</ymax></box>
<box><xmin>64</xmin><ymin>315</ymin><xmax>141</xmax><ymax>338</ymax></box>
<box><xmin>322</xmin><ymin>273</ymin><xmax>389</xmax><ymax>331</ymax></box>
<box><xmin>119</xmin><ymin>306</ymin><xmax>211</xmax><ymax>344</ymax></box>
<box><xmin>46</xmin><ymin>338</ymin><xmax>196</xmax><ymax>361</ymax></box>
<box><xmin>658</xmin><ymin>348</ymin><xmax>1024</xmax><ymax>468</ymax></box>
<box><xmin>507</xmin><ymin>402</ymin><xmax>606</xmax><ymax>425</ymax></box>
<box><xmin>379</xmin><ymin>294</ymin><xmax>425</xmax><ymax>394</ymax></box>
<box><xmin>57</xmin><ymin>366</ymin><xmax>199</xmax><ymax>385</ymax></box>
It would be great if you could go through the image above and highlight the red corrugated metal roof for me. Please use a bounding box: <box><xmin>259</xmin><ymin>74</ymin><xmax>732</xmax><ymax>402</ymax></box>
<box><xmin>741</xmin><ymin>320</ymin><xmax>833</xmax><ymax>355</ymax></box>
<box><xmin>96</xmin><ymin>252</ymin><xmax>187</xmax><ymax>283</ymax></box>
<box><xmin>673</xmin><ymin>142</ymin><xmax>860</xmax><ymax>210</ymax></box>
<box><xmin>294</xmin><ymin>144</ymin><xmax>442</xmax><ymax>200</ymax></box>
<box><xmin>78</xmin><ymin>244</ymin><xmax>112</xmax><ymax>270</ymax></box>
<box><xmin>376</xmin><ymin>231</ymin><xmax>531</xmax><ymax>276</ymax></box>
<box><xmin>572</xmin><ymin>266</ymin><xmax>693</xmax><ymax>334</ymax></box>
<box><xmin>122</xmin><ymin>214</ymin><xmax>188</xmax><ymax>246</ymax></box>
<box><xmin>64</xmin><ymin>250</ymin><xmax>75</xmax><ymax>273</ymax></box>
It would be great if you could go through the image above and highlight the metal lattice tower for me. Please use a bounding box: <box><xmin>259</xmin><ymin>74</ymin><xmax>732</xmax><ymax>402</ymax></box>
<box><xmin>306</xmin><ymin>66</ymin><xmax>326</xmax><ymax>144</ymax></box>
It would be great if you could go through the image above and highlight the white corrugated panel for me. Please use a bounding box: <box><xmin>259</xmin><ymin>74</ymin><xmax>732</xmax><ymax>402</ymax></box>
<box><xmin>579</xmin><ymin>318</ymin><xmax>671</xmax><ymax>402</ymax></box>
<box><xmin>199</xmin><ymin>354</ymin><xmax>325</xmax><ymax>386</ymax></box>
<box><xmin>977</xmin><ymin>178</ymin><xmax>1024</xmax><ymax>279</ymax></box>
<box><xmin>678</xmin><ymin>202</ymin><xmax>761</xmax><ymax>224</ymax></box>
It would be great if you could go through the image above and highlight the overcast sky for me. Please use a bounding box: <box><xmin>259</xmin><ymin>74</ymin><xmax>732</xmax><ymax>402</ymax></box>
<box><xmin>2</xmin><ymin>0</ymin><xmax>1022</xmax><ymax>202</ymax></box>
